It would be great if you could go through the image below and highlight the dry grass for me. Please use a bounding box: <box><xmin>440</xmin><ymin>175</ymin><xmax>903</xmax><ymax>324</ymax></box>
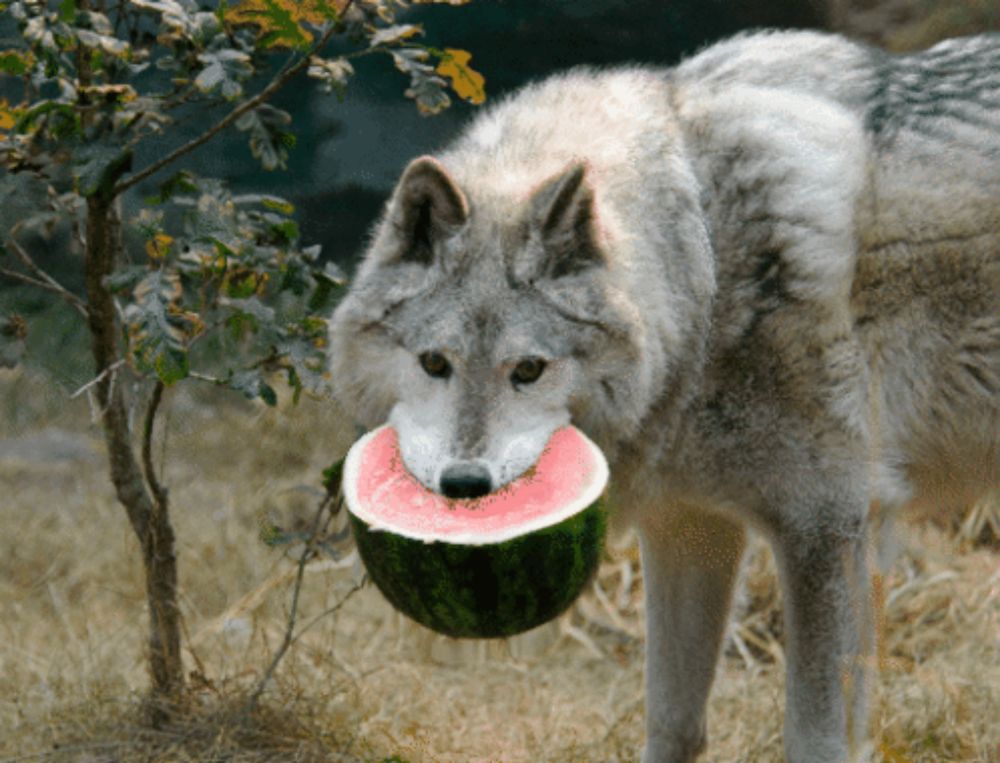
<box><xmin>1</xmin><ymin>368</ymin><xmax>998</xmax><ymax>762</ymax></box>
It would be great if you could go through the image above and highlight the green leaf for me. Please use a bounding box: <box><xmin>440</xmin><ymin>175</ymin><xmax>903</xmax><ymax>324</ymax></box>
<box><xmin>276</xmin><ymin>326</ymin><xmax>328</xmax><ymax>394</ymax></box>
<box><xmin>259</xmin><ymin>196</ymin><xmax>295</xmax><ymax>215</ymax></box>
<box><xmin>194</xmin><ymin>49</ymin><xmax>253</xmax><ymax>100</ymax></box>
<box><xmin>104</xmin><ymin>265</ymin><xmax>149</xmax><ymax>294</ymax></box>
<box><xmin>307</xmin><ymin>55</ymin><xmax>353</xmax><ymax>97</ymax></box>
<box><xmin>228</xmin><ymin>368</ymin><xmax>278</xmax><ymax>405</ymax></box>
<box><xmin>75</xmin><ymin>16</ymin><xmax>130</xmax><ymax>58</ymax></box>
<box><xmin>259</xmin><ymin>522</ymin><xmax>305</xmax><ymax>547</ymax></box>
<box><xmin>390</xmin><ymin>46</ymin><xmax>430</xmax><ymax>73</ymax></box>
<box><xmin>391</xmin><ymin>48</ymin><xmax>451</xmax><ymax>115</ymax></box>
<box><xmin>182</xmin><ymin>186</ymin><xmax>242</xmax><ymax>250</ymax></box>
<box><xmin>259</xmin><ymin>380</ymin><xmax>278</xmax><ymax>406</ymax></box>
<box><xmin>239</xmin><ymin>0</ymin><xmax>312</xmax><ymax>51</ymax></box>
<box><xmin>0</xmin><ymin>50</ymin><xmax>34</xmax><ymax>76</ymax></box>
<box><xmin>311</xmin><ymin>0</ymin><xmax>343</xmax><ymax>22</ymax></box>
<box><xmin>145</xmin><ymin>171</ymin><xmax>199</xmax><ymax>206</ymax></box>
<box><xmin>235</xmin><ymin>104</ymin><xmax>293</xmax><ymax>171</ymax></box>
<box><xmin>219</xmin><ymin>295</ymin><xmax>276</xmax><ymax>326</ymax></box>
<box><xmin>124</xmin><ymin>270</ymin><xmax>195</xmax><ymax>385</ymax></box>
<box><xmin>14</xmin><ymin>100</ymin><xmax>81</xmax><ymax>138</ymax></box>
<box><xmin>307</xmin><ymin>278</ymin><xmax>336</xmax><ymax>313</ymax></box>
<box><xmin>58</xmin><ymin>0</ymin><xmax>77</xmax><ymax>23</ymax></box>
<box><xmin>308</xmin><ymin>262</ymin><xmax>347</xmax><ymax>312</ymax></box>
<box><xmin>406</xmin><ymin>72</ymin><xmax>450</xmax><ymax>116</ymax></box>
<box><xmin>0</xmin><ymin>313</ymin><xmax>27</xmax><ymax>369</ymax></box>
<box><xmin>74</xmin><ymin>143</ymin><xmax>133</xmax><ymax>198</ymax></box>
<box><xmin>153</xmin><ymin>349</ymin><xmax>189</xmax><ymax>385</ymax></box>
<box><xmin>322</xmin><ymin>456</ymin><xmax>345</xmax><ymax>495</ymax></box>
<box><xmin>279</xmin><ymin>256</ymin><xmax>311</xmax><ymax>295</ymax></box>
<box><xmin>270</xmin><ymin>218</ymin><xmax>298</xmax><ymax>244</ymax></box>
<box><xmin>315</xmin><ymin>260</ymin><xmax>346</xmax><ymax>286</ymax></box>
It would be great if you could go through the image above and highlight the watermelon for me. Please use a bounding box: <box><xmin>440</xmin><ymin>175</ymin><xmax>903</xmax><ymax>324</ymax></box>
<box><xmin>343</xmin><ymin>424</ymin><xmax>609</xmax><ymax>639</ymax></box>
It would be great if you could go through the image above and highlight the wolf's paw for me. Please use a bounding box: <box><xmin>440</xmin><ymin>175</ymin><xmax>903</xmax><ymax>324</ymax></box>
<box><xmin>641</xmin><ymin>726</ymin><xmax>706</xmax><ymax>763</ymax></box>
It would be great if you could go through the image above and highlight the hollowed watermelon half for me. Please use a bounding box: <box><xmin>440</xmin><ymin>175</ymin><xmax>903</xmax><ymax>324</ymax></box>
<box><xmin>343</xmin><ymin>424</ymin><xmax>609</xmax><ymax>639</ymax></box>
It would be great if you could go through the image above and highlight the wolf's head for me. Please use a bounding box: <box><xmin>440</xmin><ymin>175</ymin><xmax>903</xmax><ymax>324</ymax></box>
<box><xmin>329</xmin><ymin>155</ymin><xmax>675</xmax><ymax>497</ymax></box>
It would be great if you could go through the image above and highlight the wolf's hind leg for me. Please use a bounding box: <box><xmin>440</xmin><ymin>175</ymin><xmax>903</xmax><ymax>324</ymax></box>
<box><xmin>638</xmin><ymin>506</ymin><xmax>746</xmax><ymax>763</ymax></box>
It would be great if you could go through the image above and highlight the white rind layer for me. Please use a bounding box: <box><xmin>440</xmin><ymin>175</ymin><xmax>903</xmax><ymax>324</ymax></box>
<box><xmin>342</xmin><ymin>424</ymin><xmax>609</xmax><ymax>545</ymax></box>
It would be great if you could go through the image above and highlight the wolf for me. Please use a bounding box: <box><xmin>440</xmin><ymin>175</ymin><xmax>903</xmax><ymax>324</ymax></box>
<box><xmin>328</xmin><ymin>29</ymin><xmax>1000</xmax><ymax>762</ymax></box>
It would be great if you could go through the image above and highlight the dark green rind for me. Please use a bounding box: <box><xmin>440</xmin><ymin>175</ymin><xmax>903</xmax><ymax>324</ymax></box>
<box><xmin>350</xmin><ymin>499</ymin><xmax>606</xmax><ymax>639</ymax></box>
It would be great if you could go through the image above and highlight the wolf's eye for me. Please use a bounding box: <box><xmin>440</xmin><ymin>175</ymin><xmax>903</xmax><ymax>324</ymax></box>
<box><xmin>419</xmin><ymin>351</ymin><xmax>451</xmax><ymax>379</ymax></box>
<box><xmin>511</xmin><ymin>357</ymin><xmax>546</xmax><ymax>386</ymax></box>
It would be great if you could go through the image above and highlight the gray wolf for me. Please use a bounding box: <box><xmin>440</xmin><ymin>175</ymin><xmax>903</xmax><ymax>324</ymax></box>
<box><xmin>328</xmin><ymin>29</ymin><xmax>1000</xmax><ymax>762</ymax></box>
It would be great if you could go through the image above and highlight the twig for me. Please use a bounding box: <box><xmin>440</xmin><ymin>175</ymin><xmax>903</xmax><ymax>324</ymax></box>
<box><xmin>114</xmin><ymin>3</ymin><xmax>352</xmax><ymax>197</ymax></box>
<box><xmin>1</xmin><ymin>238</ymin><xmax>89</xmax><ymax>318</ymax></box>
<box><xmin>142</xmin><ymin>380</ymin><xmax>168</xmax><ymax>506</ymax></box>
<box><xmin>285</xmin><ymin>578</ymin><xmax>362</xmax><ymax>649</ymax></box>
<box><xmin>242</xmin><ymin>491</ymin><xmax>338</xmax><ymax>716</ymax></box>
<box><xmin>0</xmin><ymin>267</ymin><xmax>56</xmax><ymax>294</ymax></box>
<box><xmin>188</xmin><ymin>371</ymin><xmax>226</xmax><ymax>385</ymax></box>
<box><xmin>69</xmin><ymin>358</ymin><xmax>125</xmax><ymax>399</ymax></box>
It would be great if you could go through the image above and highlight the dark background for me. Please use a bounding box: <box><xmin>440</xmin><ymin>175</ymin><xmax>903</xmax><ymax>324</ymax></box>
<box><xmin>4</xmin><ymin>0</ymin><xmax>998</xmax><ymax>372</ymax></box>
<box><xmin>212</xmin><ymin>0</ymin><xmax>828</xmax><ymax>270</ymax></box>
<box><xmin>0</xmin><ymin>0</ymin><xmax>832</xmax><ymax>380</ymax></box>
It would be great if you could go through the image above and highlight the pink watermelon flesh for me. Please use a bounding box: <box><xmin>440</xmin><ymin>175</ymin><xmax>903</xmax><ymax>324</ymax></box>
<box><xmin>345</xmin><ymin>425</ymin><xmax>607</xmax><ymax>544</ymax></box>
<box><xmin>343</xmin><ymin>424</ymin><xmax>609</xmax><ymax>638</ymax></box>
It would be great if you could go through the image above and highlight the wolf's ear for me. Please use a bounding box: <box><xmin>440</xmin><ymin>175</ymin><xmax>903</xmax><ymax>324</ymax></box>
<box><xmin>383</xmin><ymin>156</ymin><xmax>468</xmax><ymax>266</ymax></box>
<box><xmin>529</xmin><ymin>161</ymin><xmax>605</xmax><ymax>278</ymax></box>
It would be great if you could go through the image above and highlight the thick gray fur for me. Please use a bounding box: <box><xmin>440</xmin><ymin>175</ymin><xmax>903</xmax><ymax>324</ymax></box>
<box><xmin>329</xmin><ymin>29</ymin><xmax>1000</xmax><ymax>763</ymax></box>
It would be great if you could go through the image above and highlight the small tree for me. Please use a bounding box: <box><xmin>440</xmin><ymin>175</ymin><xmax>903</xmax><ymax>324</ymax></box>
<box><xmin>0</xmin><ymin>0</ymin><xmax>482</xmax><ymax>719</ymax></box>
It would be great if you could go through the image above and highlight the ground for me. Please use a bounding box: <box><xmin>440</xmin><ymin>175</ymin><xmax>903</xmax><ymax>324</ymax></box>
<box><xmin>0</xmin><ymin>368</ymin><xmax>997</xmax><ymax>763</ymax></box>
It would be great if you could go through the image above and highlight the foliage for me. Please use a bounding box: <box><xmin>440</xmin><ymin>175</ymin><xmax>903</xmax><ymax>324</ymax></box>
<box><xmin>0</xmin><ymin>0</ymin><xmax>485</xmax><ymax>401</ymax></box>
<box><xmin>0</xmin><ymin>0</ymin><xmax>482</xmax><ymax>707</ymax></box>
<box><xmin>0</xmin><ymin>310</ymin><xmax>28</xmax><ymax>367</ymax></box>
<box><xmin>433</xmin><ymin>46</ymin><xmax>484</xmax><ymax>105</ymax></box>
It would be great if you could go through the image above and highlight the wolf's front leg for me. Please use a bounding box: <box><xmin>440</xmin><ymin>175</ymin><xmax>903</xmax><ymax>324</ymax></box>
<box><xmin>638</xmin><ymin>507</ymin><xmax>746</xmax><ymax>763</ymax></box>
<box><xmin>773</xmin><ymin>514</ymin><xmax>874</xmax><ymax>763</ymax></box>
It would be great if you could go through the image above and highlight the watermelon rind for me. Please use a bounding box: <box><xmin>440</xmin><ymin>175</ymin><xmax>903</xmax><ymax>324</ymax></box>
<box><xmin>343</xmin><ymin>424</ymin><xmax>609</xmax><ymax>639</ymax></box>
<box><xmin>349</xmin><ymin>499</ymin><xmax>605</xmax><ymax>638</ymax></box>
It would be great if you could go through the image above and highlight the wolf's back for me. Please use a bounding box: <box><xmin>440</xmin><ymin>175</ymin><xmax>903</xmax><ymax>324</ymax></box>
<box><xmin>674</xmin><ymin>30</ymin><xmax>1000</xmax><ymax>248</ymax></box>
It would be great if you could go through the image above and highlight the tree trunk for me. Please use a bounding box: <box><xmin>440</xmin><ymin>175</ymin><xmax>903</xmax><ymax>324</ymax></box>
<box><xmin>83</xmin><ymin>196</ymin><xmax>184</xmax><ymax>717</ymax></box>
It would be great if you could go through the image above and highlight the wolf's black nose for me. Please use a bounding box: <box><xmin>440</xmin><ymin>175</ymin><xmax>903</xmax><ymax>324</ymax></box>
<box><xmin>439</xmin><ymin>463</ymin><xmax>493</xmax><ymax>499</ymax></box>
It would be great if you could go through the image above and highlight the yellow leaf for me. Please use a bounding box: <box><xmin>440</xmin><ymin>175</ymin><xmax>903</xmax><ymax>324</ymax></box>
<box><xmin>225</xmin><ymin>0</ymin><xmax>349</xmax><ymax>45</ymax></box>
<box><xmin>436</xmin><ymin>48</ymin><xmax>485</xmax><ymax>105</ymax></box>
<box><xmin>175</xmin><ymin>310</ymin><xmax>206</xmax><ymax>338</ymax></box>
<box><xmin>0</xmin><ymin>100</ymin><xmax>16</xmax><ymax>132</ymax></box>
<box><xmin>146</xmin><ymin>233</ymin><xmax>173</xmax><ymax>261</ymax></box>
<box><xmin>80</xmin><ymin>84</ymin><xmax>138</xmax><ymax>104</ymax></box>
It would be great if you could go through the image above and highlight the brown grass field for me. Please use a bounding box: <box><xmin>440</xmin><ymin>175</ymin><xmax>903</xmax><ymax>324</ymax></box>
<box><xmin>0</xmin><ymin>368</ymin><xmax>997</xmax><ymax>763</ymax></box>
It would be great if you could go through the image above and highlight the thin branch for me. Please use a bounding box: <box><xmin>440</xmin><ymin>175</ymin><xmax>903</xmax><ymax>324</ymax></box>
<box><xmin>142</xmin><ymin>380</ymin><xmax>168</xmax><ymax>507</ymax></box>
<box><xmin>242</xmin><ymin>489</ymin><xmax>341</xmax><ymax>716</ymax></box>
<box><xmin>114</xmin><ymin>5</ymin><xmax>352</xmax><ymax>197</ymax></box>
<box><xmin>188</xmin><ymin>370</ymin><xmax>226</xmax><ymax>385</ymax></box>
<box><xmin>69</xmin><ymin>358</ymin><xmax>125</xmax><ymax>399</ymax></box>
<box><xmin>286</xmin><ymin>577</ymin><xmax>362</xmax><ymax>649</ymax></box>
<box><xmin>0</xmin><ymin>267</ymin><xmax>60</xmax><ymax>295</ymax></box>
<box><xmin>2</xmin><ymin>238</ymin><xmax>89</xmax><ymax>318</ymax></box>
